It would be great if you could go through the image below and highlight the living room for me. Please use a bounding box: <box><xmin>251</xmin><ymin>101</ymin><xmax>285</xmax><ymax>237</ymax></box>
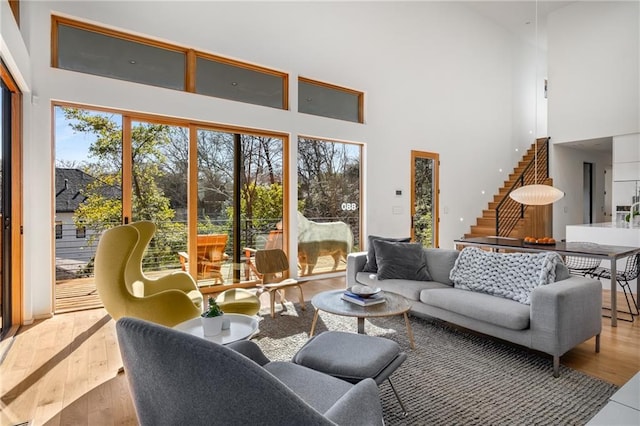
<box><xmin>1</xmin><ymin>0</ymin><xmax>638</xmax><ymax>424</ymax></box>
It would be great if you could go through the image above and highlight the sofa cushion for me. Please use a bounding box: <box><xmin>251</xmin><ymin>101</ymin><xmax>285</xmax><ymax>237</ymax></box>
<box><xmin>421</xmin><ymin>288</ymin><xmax>531</xmax><ymax>330</ymax></box>
<box><xmin>373</xmin><ymin>240</ymin><xmax>432</xmax><ymax>281</ymax></box>
<box><xmin>449</xmin><ymin>247</ymin><xmax>562</xmax><ymax>305</ymax></box>
<box><xmin>555</xmin><ymin>262</ymin><xmax>570</xmax><ymax>281</ymax></box>
<box><xmin>356</xmin><ymin>271</ymin><xmax>449</xmax><ymax>300</ymax></box>
<box><xmin>362</xmin><ymin>235</ymin><xmax>411</xmax><ymax>273</ymax></box>
<box><xmin>424</xmin><ymin>248</ymin><xmax>459</xmax><ymax>285</ymax></box>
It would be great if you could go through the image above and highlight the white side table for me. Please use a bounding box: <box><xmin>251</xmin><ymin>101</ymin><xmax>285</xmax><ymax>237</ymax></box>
<box><xmin>174</xmin><ymin>313</ymin><xmax>259</xmax><ymax>345</ymax></box>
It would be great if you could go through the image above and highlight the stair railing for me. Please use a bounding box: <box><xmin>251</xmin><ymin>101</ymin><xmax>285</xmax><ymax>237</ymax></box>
<box><xmin>495</xmin><ymin>138</ymin><xmax>549</xmax><ymax>237</ymax></box>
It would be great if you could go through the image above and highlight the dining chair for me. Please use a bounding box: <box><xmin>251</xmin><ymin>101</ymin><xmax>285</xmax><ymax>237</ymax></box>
<box><xmin>591</xmin><ymin>254</ymin><xmax>639</xmax><ymax>322</ymax></box>
<box><xmin>565</xmin><ymin>256</ymin><xmax>601</xmax><ymax>277</ymax></box>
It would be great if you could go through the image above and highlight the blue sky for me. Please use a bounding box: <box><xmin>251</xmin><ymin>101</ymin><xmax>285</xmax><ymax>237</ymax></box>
<box><xmin>54</xmin><ymin>106</ymin><xmax>100</xmax><ymax>166</ymax></box>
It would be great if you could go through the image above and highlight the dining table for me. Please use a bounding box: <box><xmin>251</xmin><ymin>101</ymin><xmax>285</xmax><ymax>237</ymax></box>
<box><xmin>454</xmin><ymin>236</ymin><xmax>640</xmax><ymax>327</ymax></box>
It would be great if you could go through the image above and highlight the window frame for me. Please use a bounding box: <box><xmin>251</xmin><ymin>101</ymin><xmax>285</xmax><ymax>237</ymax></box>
<box><xmin>298</xmin><ymin>77</ymin><xmax>364</xmax><ymax>123</ymax></box>
<box><xmin>51</xmin><ymin>15</ymin><xmax>289</xmax><ymax>110</ymax></box>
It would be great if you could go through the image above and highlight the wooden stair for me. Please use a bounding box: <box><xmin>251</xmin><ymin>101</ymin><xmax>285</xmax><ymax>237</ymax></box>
<box><xmin>465</xmin><ymin>139</ymin><xmax>553</xmax><ymax>239</ymax></box>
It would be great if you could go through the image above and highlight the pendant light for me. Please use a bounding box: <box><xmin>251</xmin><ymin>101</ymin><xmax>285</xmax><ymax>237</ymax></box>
<box><xmin>510</xmin><ymin>0</ymin><xmax>564</xmax><ymax>206</ymax></box>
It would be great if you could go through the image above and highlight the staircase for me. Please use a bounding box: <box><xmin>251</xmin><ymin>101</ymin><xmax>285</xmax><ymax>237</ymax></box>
<box><xmin>465</xmin><ymin>138</ymin><xmax>553</xmax><ymax>239</ymax></box>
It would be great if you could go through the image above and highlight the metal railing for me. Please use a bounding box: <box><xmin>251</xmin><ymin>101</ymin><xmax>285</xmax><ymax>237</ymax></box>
<box><xmin>495</xmin><ymin>138</ymin><xmax>549</xmax><ymax>237</ymax></box>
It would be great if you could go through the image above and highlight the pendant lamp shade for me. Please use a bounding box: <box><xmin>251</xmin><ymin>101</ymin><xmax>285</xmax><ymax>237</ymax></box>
<box><xmin>509</xmin><ymin>183</ymin><xmax>564</xmax><ymax>205</ymax></box>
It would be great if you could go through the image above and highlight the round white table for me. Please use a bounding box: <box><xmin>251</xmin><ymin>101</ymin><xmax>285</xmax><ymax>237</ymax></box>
<box><xmin>174</xmin><ymin>313</ymin><xmax>259</xmax><ymax>344</ymax></box>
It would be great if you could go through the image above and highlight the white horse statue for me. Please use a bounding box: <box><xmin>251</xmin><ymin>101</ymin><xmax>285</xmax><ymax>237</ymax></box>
<box><xmin>296</xmin><ymin>212</ymin><xmax>353</xmax><ymax>275</ymax></box>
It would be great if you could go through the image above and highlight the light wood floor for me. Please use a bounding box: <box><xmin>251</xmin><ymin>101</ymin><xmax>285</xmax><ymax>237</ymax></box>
<box><xmin>2</xmin><ymin>277</ymin><xmax>639</xmax><ymax>426</ymax></box>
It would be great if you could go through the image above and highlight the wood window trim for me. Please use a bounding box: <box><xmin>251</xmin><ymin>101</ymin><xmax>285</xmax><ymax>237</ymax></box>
<box><xmin>298</xmin><ymin>76</ymin><xmax>364</xmax><ymax>123</ymax></box>
<box><xmin>50</xmin><ymin>15</ymin><xmax>289</xmax><ymax>110</ymax></box>
<box><xmin>410</xmin><ymin>150</ymin><xmax>440</xmax><ymax>248</ymax></box>
<box><xmin>52</xmin><ymin>101</ymin><xmax>292</xmax><ymax>275</ymax></box>
<box><xmin>297</xmin><ymin>134</ymin><xmax>363</xmax><ymax>252</ymax></box>
<box><xmin>53</xmin><ymin>100</ymin><xmax>289</xmax><ymax>140</ymax></box>
<box><xmin>196</xmin><ymin>51</ymin><xmax>289</xmax><ymax>110</ymax></box>
<box><xmin>9</xmin><ymin>0</ymin><xmax>19</xmax><ymax>26</ymax></box>
<box><xmin>1</xmin><ymin>61</ymin><xmax>23</xmax><ymax>327</ymax></box>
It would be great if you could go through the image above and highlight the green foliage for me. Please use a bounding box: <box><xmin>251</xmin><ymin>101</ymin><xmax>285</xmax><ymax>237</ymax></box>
<box><xmin>62</xmin><ymin>107</ymin><xmax>181</xmax><ymax>270</ymax></box>
<box><xmin>415</xmin><ymin>210</ymin><xmax>433</xmax><ymax>247</ymax></box>
<box><xmin>202</xmin><ymin>297</ymin><xmax>224</xmax><ymax>317</ymax></box>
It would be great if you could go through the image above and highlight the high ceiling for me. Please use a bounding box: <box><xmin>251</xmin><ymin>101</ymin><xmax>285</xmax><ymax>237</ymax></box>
<box><xmin>463</xmin><ymin>1</ymin><xmax>573</xmax><ymax>47</ymax></box>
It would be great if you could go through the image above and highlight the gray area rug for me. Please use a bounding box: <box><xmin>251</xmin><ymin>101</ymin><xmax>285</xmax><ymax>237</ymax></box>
<box><xmin>253</xmin><ymin>302</ymin><xmax>617</xmax><ymax>426</ymax></box>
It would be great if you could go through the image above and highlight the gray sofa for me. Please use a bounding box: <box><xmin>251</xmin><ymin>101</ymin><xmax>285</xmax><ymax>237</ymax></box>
<box><xmin>346</xmin><ymin>247</ymin><xmax>603</xmax><ymax>377</ymax></box>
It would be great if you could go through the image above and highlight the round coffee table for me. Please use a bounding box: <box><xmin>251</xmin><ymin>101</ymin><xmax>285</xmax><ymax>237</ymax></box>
<box><xmin>310</xmin><ymin>290</ymin><xmax>415</xmax><ymax>349</ymax></box>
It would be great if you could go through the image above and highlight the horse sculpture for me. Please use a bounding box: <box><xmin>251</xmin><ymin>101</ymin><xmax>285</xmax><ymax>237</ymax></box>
<box><xmin>296</xmin><ymin>212</ymin><xmax>353</xmax><ymax>276</ymax></box>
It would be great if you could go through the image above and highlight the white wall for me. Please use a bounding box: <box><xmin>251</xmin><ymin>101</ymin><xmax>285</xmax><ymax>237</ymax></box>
<box><xmin>14</xmin><ymin>1</ymin><xmax>534</xmax><ymax>320</ymax></box>
<box><xmin>547</xmin><ymin>1</ymin><xmax>640</xmax><ymax>142</ymax></box>
<box><xmin>548</xmin><ymin>1</ymin><xmax>639</xmax><ymax>239</ymax></box>
<box><xmin>552</xmin><ymin>145</ymin><xmax>611</xmax><ymax>240</ymax></box>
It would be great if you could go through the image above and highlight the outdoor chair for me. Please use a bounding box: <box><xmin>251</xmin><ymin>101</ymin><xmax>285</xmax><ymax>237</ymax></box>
<box><xmin>243</xmin><ymin>229</ymin><xmax>283</xmax><ymax>281</ymax></box>
<box><xmin>178</xmin><ymin>233</ymin><xmax>229</xmax><ymax>283</ymax></box>
<box><xmin>591</xmin><ymin>254</ymin><xmax>639</xmax><ymax>322</ymax></box>
<box><xmin>116</xmin><ymin>317</ymin><xmax>384</xmax><ymax>426</ymax></box>
<box><xmin>254</xmin><ymin>248</ymin><xmax>306</xmax><ymax>318</ymax></box>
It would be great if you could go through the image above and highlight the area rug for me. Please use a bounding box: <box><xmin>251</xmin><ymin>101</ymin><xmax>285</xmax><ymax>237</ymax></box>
<box><xmin>252</xmin><ymin>302</ymin><xmax>617</xmax><ymax>426</ymax></box>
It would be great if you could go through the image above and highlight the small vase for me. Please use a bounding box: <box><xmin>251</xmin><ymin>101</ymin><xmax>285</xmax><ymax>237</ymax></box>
<box><xmin>201</xmin><ymin>315</ymin><xmax>224</xmax><ymax>336</ymax></box>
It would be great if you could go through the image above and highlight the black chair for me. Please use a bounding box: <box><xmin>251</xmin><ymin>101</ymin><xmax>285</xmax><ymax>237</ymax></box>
<box><xmin>591</xmin><ymin>254</ymin><xmax>639</xmax><ymax>322</ymax></box>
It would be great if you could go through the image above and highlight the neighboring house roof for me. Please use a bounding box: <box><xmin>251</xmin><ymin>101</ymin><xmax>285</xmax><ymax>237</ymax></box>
<box><xmin>55</xmin><ymin>168</ymin><xmax>121</xmax><ymax>213</ymax></box>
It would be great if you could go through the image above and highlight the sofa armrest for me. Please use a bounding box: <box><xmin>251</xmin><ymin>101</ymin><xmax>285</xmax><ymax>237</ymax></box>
<box><xmin>346</xmin><ymin>252</ymin><xmax>368</xmax><ymax>288</ymax></box>
<box><xmin>530</xmin><ymin>276</ymin><xmax>602</xmax><ymax>356</ymax></box>
<box><xmin>324</xmin><ymin>378</ymin><xmax>384</xmax><ymax>426</ymax></box>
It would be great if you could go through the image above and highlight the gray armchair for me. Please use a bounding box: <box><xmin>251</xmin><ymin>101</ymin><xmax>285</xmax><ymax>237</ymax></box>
<box><xmin>116</xmin><ymin>317</ymin><xmax>384</xmax><ymax>425</ymax></box>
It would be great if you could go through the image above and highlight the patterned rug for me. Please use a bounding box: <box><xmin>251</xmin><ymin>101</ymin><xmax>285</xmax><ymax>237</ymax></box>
<box><xmin>253</xmin><ymin>302</ymin><xmax>617</xmax><ymax>426</ymax></box>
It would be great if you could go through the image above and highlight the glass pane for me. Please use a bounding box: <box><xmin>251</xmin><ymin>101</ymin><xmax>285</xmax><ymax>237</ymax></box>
<box><xmin>297</xmin><ymin>137</ymin><xmax>360</xmax><ymax>275</ymax></box>
<box><xmin>413</xmin><ymin>157</ymin><xmax>436</xmax><ymax>247</ymax></box>
<box><xmin>130</xmin><ymin>121</ymin><xmax>188</xmax><ymax>277</ymax></box>
<box><xmin>298</xmin><ymin>80</ymin><xmax>361</xmax><ymax>123</ymax></box>
<box><xmin>57</xmin><ymin>24</ymin><xmax>185</xmax><ymax>90</ymax></box>
<box><xmin>196</xmin><ymin>129</ymin><xmax>234</xmax><ymax>285</ymax></box>
<box><xmin>0</xmin><ymin>83</ymin><xmax>4</xmax><ymax>334</ymax></box>
<box><xmin>196</xmin><ymin>130</ymin><xmax>284</xmax><ymax>285</ymax></box>
<box><xmin>54</xmin><ymin>106</ymin><xmax>123</xmax><ymax>309</ymax></box>
<box><xmin>196</xmin><ymin>57</ymin><xmax>284</xmax><ymax>109</ymax></box>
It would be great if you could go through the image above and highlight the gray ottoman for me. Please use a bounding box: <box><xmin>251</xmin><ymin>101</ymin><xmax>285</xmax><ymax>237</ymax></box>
<box><xmin>293</xmin><ymin>331</ymin><xmax>408</xmax><ymax>416</ymax></box>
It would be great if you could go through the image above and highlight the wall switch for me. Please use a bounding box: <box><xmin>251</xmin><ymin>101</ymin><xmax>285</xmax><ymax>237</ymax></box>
<box><xmin>392</xmin><ymin>206</ymin><xmax>402</xmax><ymax>215</ymax></box>
<box><xmin>444</xmin><ymin>207</ymin><xmax>449</xmax><ymax>214</ymax></box>
<box><xmin>395</xmin><ymin>190</ymin><xmax>402</xmax><ymax>196</ymax></box>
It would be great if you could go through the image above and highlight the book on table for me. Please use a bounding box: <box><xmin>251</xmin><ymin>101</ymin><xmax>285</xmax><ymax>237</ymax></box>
<box><xmin>341</xmin><ymin>291</ymin><xmax>386</xmax><ymax>306</ymax></box>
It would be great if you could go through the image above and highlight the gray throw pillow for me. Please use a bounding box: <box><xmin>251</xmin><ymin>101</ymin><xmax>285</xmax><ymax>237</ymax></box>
<box><xmin>362</xmin><ymin>235</ymin><xmax>411</xmax><ymax>273</ymax></box>
<box><xmin>373</xmin><ymin>240</ymin><xmax>432</xmax><ymax>281</ymax></box>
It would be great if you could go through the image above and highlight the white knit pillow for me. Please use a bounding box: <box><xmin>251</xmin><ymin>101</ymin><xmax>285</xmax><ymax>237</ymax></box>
<box><xmin>449</xmin><ymin>247</ymin><xmax>562</xmax><ymax>305</ymax></box>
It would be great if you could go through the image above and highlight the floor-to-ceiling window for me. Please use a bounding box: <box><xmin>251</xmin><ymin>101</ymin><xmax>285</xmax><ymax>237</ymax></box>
<box><xmin>54</xmin><ymin>104</ymin><xmax>288</xmax><ymax>311</ymax></box>
<box><xmin>297</xmin><ymin>136</ymin><xmax>361</xmax><ymax>276</ymax></box>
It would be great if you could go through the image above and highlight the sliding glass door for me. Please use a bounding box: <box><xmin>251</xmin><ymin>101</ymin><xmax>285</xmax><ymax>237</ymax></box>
<box><xmin>0</xmin><ymin>77</ymin><xmax>11</xmax><ymax>338</ymax></box>
<box><xmin>54</xmin><ymin>104</ymin><xmax>288</xmax><ymax>310</ymax></box>
<box><xmin>0</xmin><ymin>63</ymin><xmax>21</xmax><ymax>339</ymax></box>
